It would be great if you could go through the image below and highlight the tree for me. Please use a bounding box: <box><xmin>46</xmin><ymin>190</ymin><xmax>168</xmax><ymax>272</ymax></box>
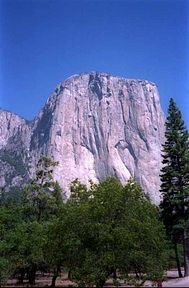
<box><xmin>0</xmin><ymin>156</ymin><xmax>64</xmax><ymax>286</ymax></box>
<box><xmin>55</xmin><ymin>177</ymin><xmax>167</xmax><ymax>287</ymax></box>
<box><xmin>6</xmin><ymin>221</ymin><xmax>46</xmax><ymax>285</ymax></box>
<box><xmin>160</xmin><ymin>98</ymin><xmax>189</xmax><ymax>277</ymax></box>
<box><xmin>0</xmin><ymin>199</ymin><xmax>22</xmax><ymax>286</ymax></box>
<box><xmin>45</xmin><ymin>204</ymin><xmax>67</xmax><ymax>288</ymax></box>
<box><xmin>15</xmin><ymin>156</ymin><xmax>63</xmax><ymax>285</ymax></box>
<box><xmin>0</xmin><ymin>258</ymin><xmax>11</xmax><ymax>287</ymax></box>
<box><xmin>22</xmin><ymin>156</ymin><xmax>61</xmax><ymax>222</ymax></box>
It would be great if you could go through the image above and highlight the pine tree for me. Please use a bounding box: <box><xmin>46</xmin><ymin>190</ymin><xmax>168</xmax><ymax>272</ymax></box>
<box><xmin>160</xmin><ymin>98</ymin><xmax>189</xmax><ymax>277</ymax></box>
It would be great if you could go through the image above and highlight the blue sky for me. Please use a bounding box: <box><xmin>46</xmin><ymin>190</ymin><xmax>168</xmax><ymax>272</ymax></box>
<box><xmin>0</xmin><ymin>0</ymin><xmax>188</xmax><ymax>128</ymax></box>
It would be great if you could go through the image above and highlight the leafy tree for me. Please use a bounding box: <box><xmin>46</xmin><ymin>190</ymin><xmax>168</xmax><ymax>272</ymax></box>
<box><xmin>0</xmin><ymin>200</ymin><xmax>22</xmax><ymax>285</ymax></box>
<box><xmin>5</xmin><ymin>221</ymin><xmax>46</xmax><ymax>285</ymax></box>
<box><xmin>43</xmin><ymin>181</ymin><xmax>66</xmax><ymax>288</ymax></box>
<box><xmin>55</xmin><ymin>177</ymin><xmax>167</xmax><ymax>287</ymax></box>
<box><xmin>118</xmin><ymin>180</ymin><xmax>167</xmax><ymax>281</ymax></box>
<box><xmin>22</xmin><ymin>156</ymin><xmax>61</xmax><ymax>222</ymax></box>
<box><xmin>160</xmin><ymin>98</ymin><xmax>189</xmax><ymax>277</ymax></box>
<box><xmin>0</xmin><ymin>156</ymin><xmax>168</xmax><ymax>287</ymax></box>
<box><xmin>20</xmin><ymin>156</ymin><xmax>63</xmax><ymax>284</ymax></box>
<box><xmin>0</xmin><ymin>156</ymin><xmax>63</xmax><ymax>286</ymax></box>
<box><xmin>45</xmin><ymin>206</ymin><xmax>67</xmax><ymax>288</ymax></box>
<box><xmin>53</xmin><ymin>181</ymin><xmax>64</xmax><ymax>207</ymax></box>
<box><xmin>91</xmin><ymin>178</ymin><xmax>167</xmax><ymax>284</ymax></box>
<box><xmin>11</xmin><ymin>157</ymin><xmax>62</xmax><ymax>285</ymax></box>
<box><xmin>0</xmin><ymin>258</ymin><xmax>11</xmax><ymax>287</ymax></box>
<box><xmin>69</xmin><ymin>178</ymin><xmax>92</xmax><ymax>202</ymax></box>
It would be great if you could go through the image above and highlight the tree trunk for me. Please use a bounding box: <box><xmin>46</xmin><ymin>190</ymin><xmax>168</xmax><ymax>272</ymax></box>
<box><xmin>68</xmin><ymin>270</ymin><xmax>71</xmax><ymax>280</ymax></box>
<box><xmin>17</xmin><ymin>268</ymin><xmax>25</xmax><ymax>284</ymax></box>
<box><xmin>51</xmin><ymin>267</ymin><xmax>60</xmax><ymax>288</ymax></box>
<box><xmin>96</xmin><ymin>279</ymin><xmax>106</xmax><ymax>288</ymax></box>
<box><xmin>51</xmin><ymin>274</ymin><xmax>57</xmax><ymax>288</ymax></box>
<box><xmin>183</xmin><ymin>227</ymin><xmax>189</xmax><ymax>277</ymax></box>
<box><xmin>28</xmin><ymin>266</ymin><xmax>36</xmax><ymax>285</ymax></box>
<box><xmin>113</xmin><ymin>268</ymin><xmax>117</xmax><ymax>279</ymax></box>
<box><xmin>174</xmin><ymin>240</ymin><xmax>183</xmax><ymax>278</ymax></box>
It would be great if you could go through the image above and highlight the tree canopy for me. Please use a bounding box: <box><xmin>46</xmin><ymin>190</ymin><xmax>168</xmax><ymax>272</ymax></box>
<box><xmin>0</xmin><ymin>157</ymin><xmax>168</xmax><ymax>287</ymax></box>
<box><xmin>160</xmin><ymin>98</ymin><xmax>189</xmax><ymax>277</ymax></box>
<box><xmin>51</xmin><ymin>177</ymin><xmax>167</xmax><ymax>287</ymax></box>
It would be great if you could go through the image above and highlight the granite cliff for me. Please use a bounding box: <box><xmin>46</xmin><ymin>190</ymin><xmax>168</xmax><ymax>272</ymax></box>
<box><xmin>0</xmin><ymin>72</ymin><xmax>165</xmax><ymax>203</ymax></box>
<box><xmin>0</xmin><ymin>109</ymin><xmax>31</xmax><ymax>190</ymax></box>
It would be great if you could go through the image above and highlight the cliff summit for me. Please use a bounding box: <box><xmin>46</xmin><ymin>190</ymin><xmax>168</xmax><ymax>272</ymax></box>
<box><xmin>0</xmin><ymin>72</ymin><xmax>165</xmax><ymax>203</ymax></box>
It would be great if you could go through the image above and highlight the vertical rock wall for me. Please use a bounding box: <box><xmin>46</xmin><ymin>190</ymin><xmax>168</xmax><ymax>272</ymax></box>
<box><xmin>0</xmin><ymin>72</ymin><xmax>165</xmax><ymax>203</ymax></box>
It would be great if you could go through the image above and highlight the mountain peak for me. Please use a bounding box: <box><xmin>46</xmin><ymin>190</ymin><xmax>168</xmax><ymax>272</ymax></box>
<box><xmin>0</xmin><ymin>73</ymin><xmax>165</xmax><ymax>203</ymax></box>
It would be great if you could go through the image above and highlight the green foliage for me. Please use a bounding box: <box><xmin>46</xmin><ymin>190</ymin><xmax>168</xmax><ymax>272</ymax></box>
<box><xmin>5</xmin><ymin>221</ymin><xmax>46</xmax><ymax>272</ymax></box>
<box><xmin>0</xmin><ymin>257</ymin><xmax>12</xmax><ymax>286</ymax></box>
<box><xmin>1</xmin><ymin>157</ymin><xmax>168</xmax><ymax>286</ymax></box>
<box><xmin>167</xmin><ymin>242</ymin><xmax>184</xmax><ymax>269</ymax></box>
<box><xmin>160</xmin><ymin>98</ymin><xmax>189</xmax><ymax>231</ymax></box>
<box><xmin>22</xmin><ymin>156</ymin><xmax>62</xmax><ymax>222</ymax></box>
<box><xmin>0</xmin><ymin>203</ymin><xmax>22</xmax><ymax>285</ymax></box>
<box><xmin>54</xmin><ymin>178</ymin><xmax>167</xmax><ymax>287</ymax></box>
<box><xmin>0</xmin><ymin>156</ymin><xmax>63</xmax><ymax>285</ymax></box>
<box><xmin>69</xmin><ymin>178</ymin><xmax>89</xmax><ymax>202</ymax></box>
<box><xmin>35</xmin><ymin>156</ymin><xmax>59</xmax><ymax>186</ymax></box>
<box><xmin>160</xmin><ymin>98</ymin><xmax>189</xmax><ymax>276</ymax></box>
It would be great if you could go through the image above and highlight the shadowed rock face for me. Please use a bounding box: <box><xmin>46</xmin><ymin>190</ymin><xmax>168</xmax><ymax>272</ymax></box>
<box><xmin>0</xmin><ymin>72</ymin><xmax>165</xmax><ymax>203</ymax></box>
<box><xmin>0</xmin><ymin>109</ymin><xmax>31</xmax><ymax>189</ymax></box>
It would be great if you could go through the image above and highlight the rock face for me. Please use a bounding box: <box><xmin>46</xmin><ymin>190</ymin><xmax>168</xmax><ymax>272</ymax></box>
<box><xmin>0</xmin><ymin>109</ymin><xmax>31</xmax><ymax>190</ymax></box>
<box><xmin>0</xmin><ymin>72</ymin><xmax>165</xmax><ymax>203</ymax></box>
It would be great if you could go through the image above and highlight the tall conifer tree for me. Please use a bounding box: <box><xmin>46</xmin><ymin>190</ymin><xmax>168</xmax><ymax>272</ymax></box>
<box><xmin>160</xmin><ymin>98</ymin><xmax>189</xmax><ymax>277</ymax></box>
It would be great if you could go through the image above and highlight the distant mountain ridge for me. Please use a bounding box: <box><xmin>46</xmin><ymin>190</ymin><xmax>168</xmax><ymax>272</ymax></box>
<box><xmin>0</xmin><ymin>72</ymin><xmax>165</xmax><ymax>203</ymax></box>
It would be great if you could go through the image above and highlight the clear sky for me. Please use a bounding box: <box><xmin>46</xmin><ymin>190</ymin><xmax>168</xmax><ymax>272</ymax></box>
<box><xmin>0</xmin><ymin>0</ymin><xmax>188</xmax><ymax>128</ymax></box>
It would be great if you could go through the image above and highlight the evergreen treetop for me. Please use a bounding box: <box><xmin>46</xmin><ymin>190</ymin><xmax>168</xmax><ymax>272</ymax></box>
<box><xmin>160</xmin><ymin>97</ymin><xmax>189</xmax><ymax>277</ymax></box>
